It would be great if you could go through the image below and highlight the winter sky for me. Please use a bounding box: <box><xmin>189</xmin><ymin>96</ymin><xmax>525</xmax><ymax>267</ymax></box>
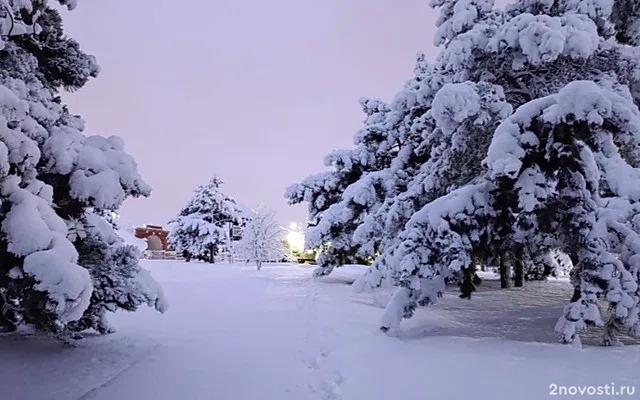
<box><xmin>61</xmin><ymin>0</ymin><xmax>438</xmax><ymax>227</ymax></box>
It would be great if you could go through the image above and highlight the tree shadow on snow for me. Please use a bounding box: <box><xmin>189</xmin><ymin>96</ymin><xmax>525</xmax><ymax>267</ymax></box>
<box><xmin>0</xmin><ymin>331</ymin><xmax>160</xmax><ymax>399</ymax></box>
<box><xmin>384</xmin><ymin>279</ymin><xmax>640</xmax><ymax>347</ymax></box>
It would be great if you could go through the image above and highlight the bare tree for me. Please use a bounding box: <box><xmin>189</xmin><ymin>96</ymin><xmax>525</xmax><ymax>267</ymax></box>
<box><xmin>235</xmin><ymin>206</ymin><xmax>289</xmax><ymax>270</ymax></box>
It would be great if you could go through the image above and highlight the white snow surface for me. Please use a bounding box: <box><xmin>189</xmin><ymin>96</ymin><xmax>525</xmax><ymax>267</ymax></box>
<box><xmin>315</xmin><ymin>264</ymin><xmax>370</xmax><ymax>284</ymax></box>
<box><xmin>2</xmin><ymin>261</ymin><xmax>639</xmax><ymax>400</ymax></box>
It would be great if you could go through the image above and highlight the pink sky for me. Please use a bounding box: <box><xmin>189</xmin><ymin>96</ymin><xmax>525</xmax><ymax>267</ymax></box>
<box><xmin>61</xmin><ymin>0</ymin><xmax>438</xmax><ymax>227</ymax></box>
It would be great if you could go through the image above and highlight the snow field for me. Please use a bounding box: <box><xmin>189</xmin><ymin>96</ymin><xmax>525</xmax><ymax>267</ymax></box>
<box><xmin>2</xmin><ymin>261</ymin><xmax>639</xmax><ymax>400</ymax></box>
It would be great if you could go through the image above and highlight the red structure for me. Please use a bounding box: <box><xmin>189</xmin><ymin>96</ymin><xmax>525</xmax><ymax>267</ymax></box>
<box><xmin>135</xmin><ymin>224</ymin><xmax>171</xmax><ymax>251</ymax></box>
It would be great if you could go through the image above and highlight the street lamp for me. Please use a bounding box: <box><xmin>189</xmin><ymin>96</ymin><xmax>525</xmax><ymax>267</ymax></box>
<box><xmin>285</xmin><ymin>222</ymin><xmax>304</xmax><ymax>254</ymax></box>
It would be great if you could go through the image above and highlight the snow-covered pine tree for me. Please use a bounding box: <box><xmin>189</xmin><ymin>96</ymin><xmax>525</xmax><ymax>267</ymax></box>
<box><xmin>66</xmin><ymin>214</ymin><xmax>168</xmax><ymax>335</ymax></box>
<box><xmin>610</xmin><ymin>0</ymin><xmax>640</xmax><ymax>46</ymax></box>
<box><xmin>169</xmin><ymin>177</ymin><xmax>243</xmax><ymax>263</ymax></box>
<box><xmin>485</xmin><ymin>80</ymin><xmax>640</xmax><ymax>345</ymax></box>
<box><xmin>0</xmin><ymin>0</ymin><xmax>166</xmax><ymax>339</ymax></box>
<box><xmin>367</xmin><ymin>0</ymin><xmax>640</xmax><ymax>345</ymax></box>
<box><xmin>286</xmin><ymin>55</ymin><xmax>436</xmax><ymax>278</ymax></box>
<box><xmin>358</xmin><ymin>80</ymin><xmax>512</xmax><ymax>291</ymax></box>
<box><xmin>289</xmin><ymin>0</ymin><xmax>640</xmax><ymax>344</ymax></box>
<box><xmin>284</xmin><ymin>101</ymin><xmax>391</xmax><ymax>276</ymax></box>
<box><xmin>234</xmin><ymin>205</ymin><xmax>288</xmax><ymax>269</ymax></box>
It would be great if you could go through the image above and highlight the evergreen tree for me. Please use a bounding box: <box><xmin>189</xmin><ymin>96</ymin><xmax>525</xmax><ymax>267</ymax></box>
<box><xmin>610</xmin><ymin>0</ymin><xmax>640</xmax><ymax>46</ymax></box>
<box><xmin>285</xmin><ymin>57</ymin><xmax>434</xmax><ymax>277</ymax></box>
<box><xmin>234</xmin><ymin>205</ymin><xmax>288</xmax><ymax>270</ymax></box>
<box><xmin>0</xmin><ymin>1</ymin><xmax>166</xmax><ymax>339</ymax></box>
<box><xmin>359</xmin><ymin>80</ymin><xmax>512</xmax><ymax>290</ymax></box>
<box><xmin>67</xmin><ymin>215</ymin><xmax>168</xmax><ymax>335</ymax></box>
<box><xmin>377</xmin><ymin>0</ymin><xmax>640</xmax><ymax>345</ymax></box>
<box><xmin>290</xmin><ymin>0</ymin><xmax>640</xmax><ymax>345</ymax></box>
<box><xmin>169</xmin><ymin>177</ymin><xmax>243</xmax><ymax>263</ymax></box>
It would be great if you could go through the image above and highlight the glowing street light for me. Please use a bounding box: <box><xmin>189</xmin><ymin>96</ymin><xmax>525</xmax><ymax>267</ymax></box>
<box><xmin>286</xmin><ymin>231</ymin><xmax>304</xmax><ymax>253</ymax></box>
<box><xmin>285</xmin><ymin>222</ymin><xmax>304</xmax><ymax>253</ymax></box>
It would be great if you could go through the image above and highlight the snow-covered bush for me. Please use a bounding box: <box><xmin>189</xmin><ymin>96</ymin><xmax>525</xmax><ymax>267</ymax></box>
<box><xmin>0</xmin><ymin>1</ymin><xmax>165</xmax><ymax>339</ymax></box>
<box><xmin>169</xmin><ymin>177</ymin><xmax>243</xmax><ymax>263</ymax></box>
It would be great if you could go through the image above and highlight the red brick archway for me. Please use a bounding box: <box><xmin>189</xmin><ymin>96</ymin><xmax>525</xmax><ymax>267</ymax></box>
<box><xmin>135</xmin><ymin>225</ymin><xmax>171</xmax><ymax>251</ymax></box>
<box><xmin>146</xmin><ymin>235</ymin><xmax>163</xmax><ymax>251</ymax></box>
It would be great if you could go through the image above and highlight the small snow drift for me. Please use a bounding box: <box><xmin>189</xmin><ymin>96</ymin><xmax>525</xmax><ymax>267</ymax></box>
<box><xmin>315</xmin><ymin>264</ymin><xmax>370</xmax><ymax>285</ymax></box>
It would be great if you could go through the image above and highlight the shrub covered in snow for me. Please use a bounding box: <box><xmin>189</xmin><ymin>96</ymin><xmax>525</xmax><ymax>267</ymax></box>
<box><xmin>234</xmin><ymin>205</ymin><xmax>289</xmax><ymax>269</ymax></box>
<box><xmin>288</xmin><ymin>0</ymin><xmax>640</xmax><ymax>346</ymax></box>
<box><xmin>0</xmin><ymin>1</ymin><xmax>166</xmax><ymax>340</ymax></box>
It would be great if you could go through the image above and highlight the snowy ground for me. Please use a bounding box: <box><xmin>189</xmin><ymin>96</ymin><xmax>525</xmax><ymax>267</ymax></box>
<box><xmin>2</xmin><ymin>261</ymin><xmax>640</xmax><ymax>400</ymax></box>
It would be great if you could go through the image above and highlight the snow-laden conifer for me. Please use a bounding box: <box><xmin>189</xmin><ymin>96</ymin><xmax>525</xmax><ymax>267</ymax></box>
<box><xmin>169</xmin><ymin>177</ymin><xmax>243</xmax><ymax>263</ymax></box>
<box><xmin>289</xmin><ymin>0</ymin><xmax>640</xmax><ymax>344</ymax></box>
<box><xmin>0</xmin><ymin>1</ymin><xmax>164</xmax><ymax>339</ymax></box>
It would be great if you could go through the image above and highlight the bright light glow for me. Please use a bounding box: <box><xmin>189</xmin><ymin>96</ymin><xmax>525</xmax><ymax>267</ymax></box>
<box><xmin>286</xmin><ymin>230</ymin><xmax>305</xmax><ymax>253</ymax></box>
<box><xmin>289</xmin><ymin>222</ymin><xmax>298</xmax><ymax>231</ymax></box>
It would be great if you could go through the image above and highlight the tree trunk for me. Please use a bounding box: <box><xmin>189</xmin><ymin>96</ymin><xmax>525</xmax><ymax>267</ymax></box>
<box><xmin>256</xmin><ymin>260</ymin><xmax>262</xmax><ymax>270</ymax></box>
<box><xmin>499</xmin><ymin>255</ymin><xmax>510</xmax><ymax>289</ymax></box>
<box><xmin>514</xmin><ymin>260</ymin><xmax>524</xmax><ymax>287</ymax></box>
<box><xmin>568</xmin><ymin>252</ymin><xmax>581</xmax><ymax>302</ymax></box>
<box><xmin>208</xmin><ymin>245</ymin><xmax>215</xmax><ymax>264</ymax></box>
<box><xmin>473</xmin><ymin>272</ymin><xmax>482</xmax><ymax>287</ymax></box>
<box><xmin>513</xmin><ymin>246</ymin><xmax>524</xmax><ymax>287</ymax></box>
<box><xmin>459</xmin><ymin>266</ymin><xmax>477</xmax><ymax>299</ymax></box>
<box><xmin>570</xmin><ymin>286</ymin><xmax>581</xmax><ymax>302</ymax></box>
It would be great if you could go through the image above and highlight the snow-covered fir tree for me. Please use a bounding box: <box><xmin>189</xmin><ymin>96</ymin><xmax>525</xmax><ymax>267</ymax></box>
<box><xmin>66</xmin><ymin>214</ymin><xmax>168</xmax><ymax>335</ymax></box>
<box><xmin>0</xmin><ymin>0</ymin><xmax>166</xmax><ymax>340</ymax></box>
<box><xmin>169</xmin><ymin>177</ymin><xmax>243</xmax><ymax>263</ymax></box>
<box><xmin>285</xmin><ymin>57</ymin><xmax>435</xmax><ymax>277</ymax></box>
<box><xmin>234</xmin><ymin>205</ymin><xmax>288</xmax><ymax>270</ymax></box>
<box><xmin>610</xmin><ymin>0</ymin><xmax>640</xmax><ymax>46</ymax></box>
<box><xmin>289</xmin><ymin>0</ymin><xmax>640</xmax><ymax>345</ymax></box>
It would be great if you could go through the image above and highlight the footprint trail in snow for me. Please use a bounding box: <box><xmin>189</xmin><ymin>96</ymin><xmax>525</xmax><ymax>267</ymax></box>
<box><xmin>297</xmin><ymin>281</ymin><xmax>346</xmax><ymax>399</ymax></box>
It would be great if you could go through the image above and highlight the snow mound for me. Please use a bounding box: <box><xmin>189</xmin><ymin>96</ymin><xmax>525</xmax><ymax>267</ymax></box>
<box><xmin>316</xmin><ymin>264</ymin><xmax>370</xmax><ymax>285</ymax></box>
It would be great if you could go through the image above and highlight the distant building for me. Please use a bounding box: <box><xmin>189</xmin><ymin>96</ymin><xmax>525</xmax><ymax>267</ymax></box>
<box><xmin>135</xmin><ymin>224</ymin><xmax>171</xmax><ymax>251</ymax></box>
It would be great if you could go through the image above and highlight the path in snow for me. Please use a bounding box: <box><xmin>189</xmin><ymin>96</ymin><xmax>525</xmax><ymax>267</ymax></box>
<box><xmin>297</xmin><ymin>280</ymin><xmax>345</xmax><ymax>399</ymax></box>
<box><xmin>2</xmin><ymin>261</ymin><xmax>640</xmax><ymax>400</ymax></box>
<box><xmin>77</xmin><ymin>264</ymin><xmax>328</xmax><ymax>400</ymax></box>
